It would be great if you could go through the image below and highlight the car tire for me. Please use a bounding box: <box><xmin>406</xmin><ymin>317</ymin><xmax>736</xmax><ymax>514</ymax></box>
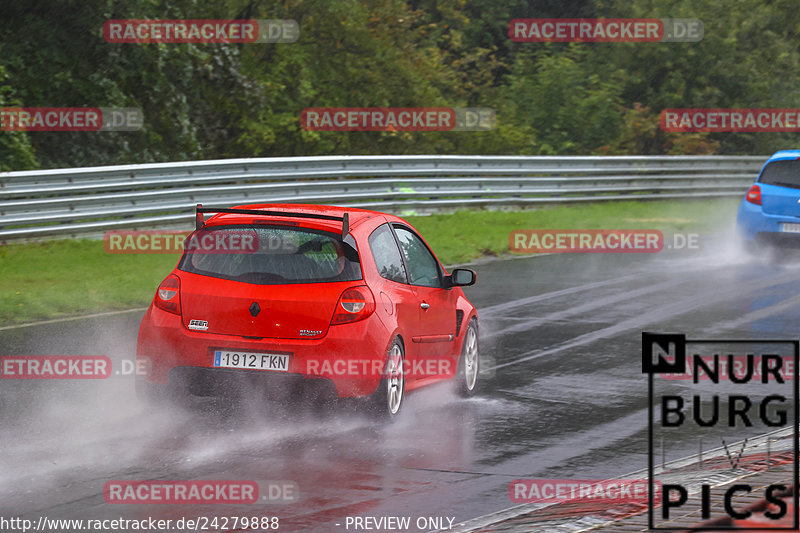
<box><xmin>456</xmin><ymin>319</ymin><xmax>479</xmax><ymax>397</ymax></box>
<box><xmin>369</xmin><ymin>337</ymin><xmax>405</xmax><ymax>418</ymax></box>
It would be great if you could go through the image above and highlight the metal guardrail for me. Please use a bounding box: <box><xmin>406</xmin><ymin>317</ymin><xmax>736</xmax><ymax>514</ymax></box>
<box><xmin>0</xmin><ymin>155</ymin><xmax>766</xmax><ymax>240</ymax></box>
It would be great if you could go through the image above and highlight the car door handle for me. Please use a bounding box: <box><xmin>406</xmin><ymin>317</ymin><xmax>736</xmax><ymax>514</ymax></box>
<box><xmin>420</xmin><ymin>302</ymin><xmax>430</xmax><ymax>309</ymax></box>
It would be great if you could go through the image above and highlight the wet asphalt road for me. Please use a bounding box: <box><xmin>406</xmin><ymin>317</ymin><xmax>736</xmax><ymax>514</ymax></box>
<box><xmin>3</xmin><ymin>237</ymin><xmax>800</xmax><ymax>532</ymax></box>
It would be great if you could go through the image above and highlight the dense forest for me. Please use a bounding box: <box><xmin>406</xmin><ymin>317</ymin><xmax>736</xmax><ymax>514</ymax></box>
<box><xmin>1</xmin><ymin>0</ymin><xmax>799</xmax><ymax>170</ymax></box>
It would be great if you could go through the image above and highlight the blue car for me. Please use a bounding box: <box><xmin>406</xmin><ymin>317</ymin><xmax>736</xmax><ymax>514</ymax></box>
<box><xmin>737</xmin><ymin>150</ymin><xmax>800</xmax><ymax>247</ymax></box>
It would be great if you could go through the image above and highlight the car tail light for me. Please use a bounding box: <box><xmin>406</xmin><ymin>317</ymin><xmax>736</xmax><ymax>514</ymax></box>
<box><xmin>331</xmin><ymin>286</ymin><xmax>375</xmax><ymax>325</ymax></box>
<box><xmin>745</xmin><ymin>184</ymin><xmax>762</xmax><ymax>205</ymax></box>
<box><xmin>154</xmin><ymin>274</ymin><xmax>181</xmax><ymax>315</ymax></box>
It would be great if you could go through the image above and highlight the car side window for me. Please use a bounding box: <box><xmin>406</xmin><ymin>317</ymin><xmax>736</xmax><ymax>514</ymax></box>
<box><xmin>393</xmin><ymin>226</ymin><xmax>443</xmax><ymax>288</ymax></box>
<box><xmin>368</xmin><ymin>224</ymin><xmax>407</xmax><ymax>283</ymax></box>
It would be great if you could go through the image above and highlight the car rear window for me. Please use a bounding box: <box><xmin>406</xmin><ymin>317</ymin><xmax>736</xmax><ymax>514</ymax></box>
<box><xmin>178</xmin><ymin>225</ymin><xmax>362</xmax><ymax>284</ymax></box>
<box><xmin>758</xmin><ymin>159</ymin><xmax>800</xmax><ymax>189</ymax></box>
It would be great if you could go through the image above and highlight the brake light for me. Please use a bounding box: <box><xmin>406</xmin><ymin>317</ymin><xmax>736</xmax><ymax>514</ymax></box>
<box><xmin>745</xmin><ymin>184</ymin><xmax>762</xmax><ymax>205</ymax></box>
<box><xmin>154</xmin><ymin>274</ymin><xmax>181</xmax><ymax>315</ymax></box>
<box><xmin>331</xmin><ymin>286</ymin><xmax>375</xmax><ymax>325</ymax></box>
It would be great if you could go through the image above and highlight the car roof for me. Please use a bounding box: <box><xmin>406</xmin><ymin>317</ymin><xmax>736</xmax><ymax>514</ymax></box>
<box><xmin>766</xmin><ymin>150</ymin><xmax>800</xmax><ymax>163</ymax></box>
<box><xmin>202</xmin><ymin>203</ymin><xmax>408</xmax><ymax>233</ymax></box>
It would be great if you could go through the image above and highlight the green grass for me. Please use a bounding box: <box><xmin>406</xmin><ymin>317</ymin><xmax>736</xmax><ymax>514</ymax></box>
<box><xmin>405</xmin><ymin>197</ymin><xmax>740</xmax><ymax>264</ymax></box>
<box><xmin>0</xmin><ymin>198</ymin><xmax>740</xmax><ymax>324</ymax></box>
<box><xmin>0</xmin><ymin>239</ymin><xmax>180</xmax><ymax>324</ymax></box>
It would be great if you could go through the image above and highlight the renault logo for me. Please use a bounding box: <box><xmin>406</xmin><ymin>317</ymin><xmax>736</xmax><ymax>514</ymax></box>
<box><xmin>249</xmin><ymin>302</ymin><xmax>261</xmax><ymax>317</ymax></box>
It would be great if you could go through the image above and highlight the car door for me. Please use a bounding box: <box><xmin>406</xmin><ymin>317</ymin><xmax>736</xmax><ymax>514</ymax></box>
<box><xmin>391</xmin><ymin>224</ymin><xmax>456</xmax><ymax>378</ymax></box>
<box><xmin>367</xmin><ymin>223</ymin><xmax>421</xmax><ymax>378</ymax></box>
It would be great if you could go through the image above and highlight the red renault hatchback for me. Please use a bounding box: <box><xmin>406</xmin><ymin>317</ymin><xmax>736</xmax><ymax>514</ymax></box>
<box><xmin>136</xmin><ymin>204</ymin><xmax>479</xmax><ymax>416</ymax></box>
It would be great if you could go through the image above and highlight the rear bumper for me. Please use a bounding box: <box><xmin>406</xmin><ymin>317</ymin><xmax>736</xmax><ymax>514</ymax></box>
<box><xmin>736</xmin><ymin>199</ymin><xmax>800</xmax><ymax>242</ymax></box>
<box><xmin>163</xmin><ymin>366</ymin><xmax>340</xmax><ymax>402</ymax></box>
<box><xmin>136</xmin><ymin>304</ymin><xmax>392</xmax><ymax>398</ymax></box>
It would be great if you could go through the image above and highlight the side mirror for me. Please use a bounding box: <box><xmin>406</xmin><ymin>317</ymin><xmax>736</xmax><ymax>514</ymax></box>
<box><xmin>448</xmin><ymin>268</ymin><xmax>476</xmax><ymax>287</ymax></box>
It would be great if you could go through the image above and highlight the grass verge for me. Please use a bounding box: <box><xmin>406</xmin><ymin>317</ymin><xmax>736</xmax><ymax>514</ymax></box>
<box><xmin>0</xmin><ymin>198</ymin><xmax>740</xmax><ymax>325</ymax></box>
<box><xmin>405</xmin><ymin>197</ymin><xmax>739</xmax><ymax>264</ymax></box>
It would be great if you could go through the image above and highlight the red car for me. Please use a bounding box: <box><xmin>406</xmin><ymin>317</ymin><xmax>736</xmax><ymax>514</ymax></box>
<box><xmin>136</xmin><ymin>204</ymin><xmax>479</xmax><ymax>416</ymax></box>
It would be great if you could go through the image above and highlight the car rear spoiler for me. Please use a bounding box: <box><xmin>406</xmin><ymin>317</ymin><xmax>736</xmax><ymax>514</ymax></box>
<box><xmin>195</xmin><ymin>203</ymin><xmax>350</xmax><ymax>238</ymax></box>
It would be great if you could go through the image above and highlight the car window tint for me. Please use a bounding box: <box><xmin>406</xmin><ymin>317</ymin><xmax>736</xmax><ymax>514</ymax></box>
<box><xmin>178</xmin><ymin>226</ymin><xmax>361</xmax><ymax>285</ymax></box>
<box><xmin>758</xmin><ymin>160</ymin><xmax>800</xmax><ymax>189</ymax></box>
<box><xmin>368</xmin><ymin>224</ymin><xmax>407</xmax><ymax>283</ymax></box>
<box><xmin>393</xmin><ymin>226</ymin><xmax>442</xmax><ymax>288</ymax></box>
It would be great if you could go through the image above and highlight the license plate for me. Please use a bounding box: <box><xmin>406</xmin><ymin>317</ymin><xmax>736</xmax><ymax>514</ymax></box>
<box><xmin>782</xmin><ymin>223</ymin><xmax>800</xmax><ymax>233</ymax></box>
<box><xmin>213</xmin><ymin>350</ymin><xmax>290</xmax><ymax>372</ymax></box>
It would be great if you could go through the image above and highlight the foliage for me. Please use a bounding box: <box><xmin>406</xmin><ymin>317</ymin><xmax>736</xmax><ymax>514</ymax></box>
<box><xmin>0</xmin><ymin>0</ymin><xmax>796</xmax><ymax>169</ymax></box>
